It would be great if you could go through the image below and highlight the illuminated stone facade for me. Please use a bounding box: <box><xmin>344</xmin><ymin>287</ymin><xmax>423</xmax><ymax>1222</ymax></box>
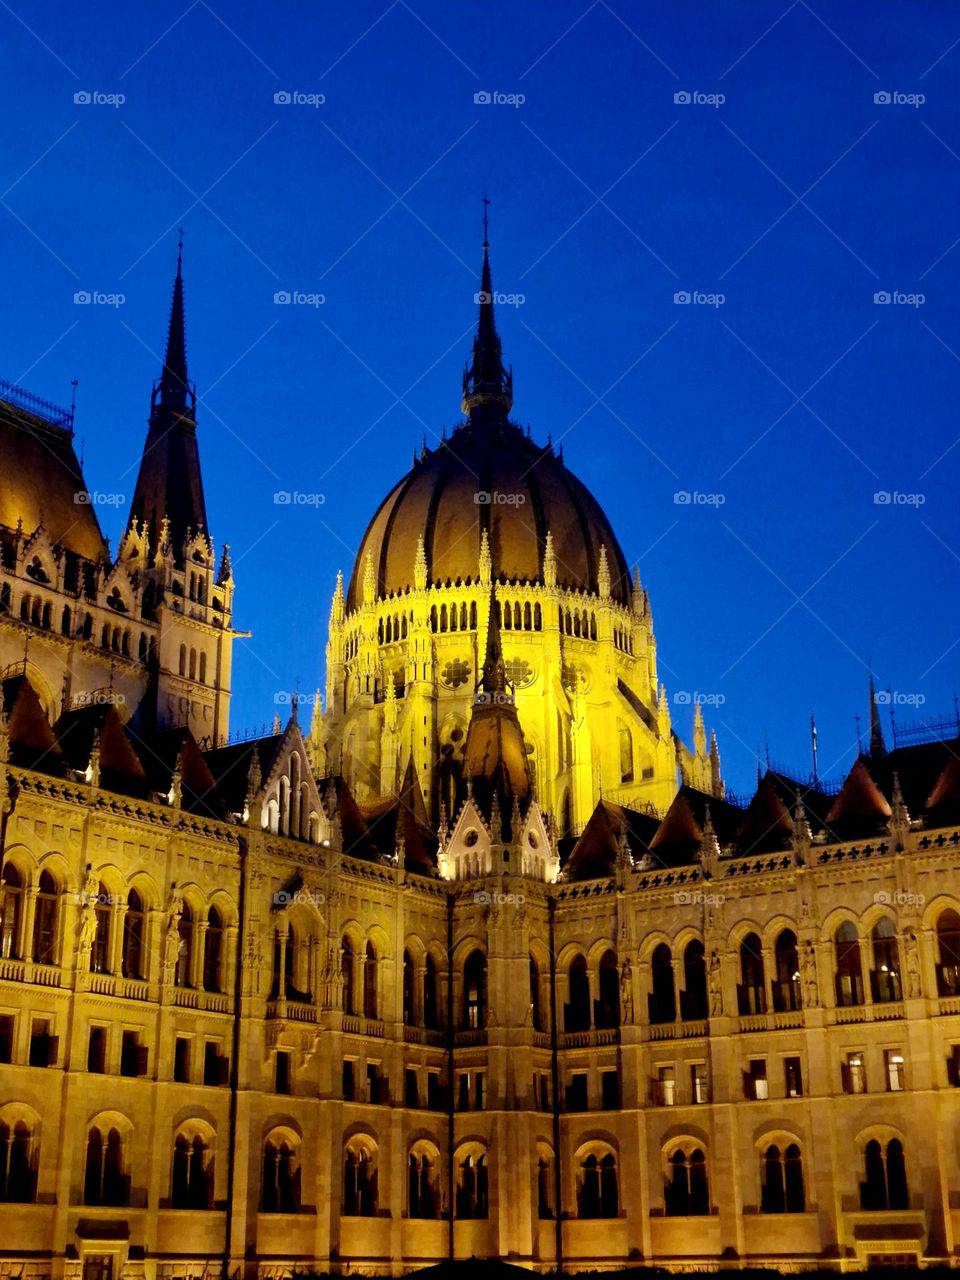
<box><xmin>1</xmin><ymin>248</ymin><xmax>960</xmax><ymax>1280</ymax></box>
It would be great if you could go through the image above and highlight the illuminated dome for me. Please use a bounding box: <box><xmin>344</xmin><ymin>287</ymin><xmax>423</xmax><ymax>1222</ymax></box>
<box><xmin>347</xmin><ymin>242</ymin><xmax>630</xmax><ymax>611</ymax></box>
<box><xmin>347</xmin><ymin>420</ymin><xmax>631</xmax><ymax>611</ymax></box>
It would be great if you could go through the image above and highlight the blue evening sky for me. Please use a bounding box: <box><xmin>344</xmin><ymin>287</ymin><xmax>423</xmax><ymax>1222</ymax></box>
<box><xmin>2</xmin><ymin>0</ymin><xmax>959</xmax><ymax>796</ymax></box>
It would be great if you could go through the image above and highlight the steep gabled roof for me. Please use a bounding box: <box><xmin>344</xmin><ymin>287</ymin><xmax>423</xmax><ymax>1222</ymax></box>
<box><xmin>734</xmin><ymin>773</ymin><xmax>793</xmax><ymax>855</ymax></box>
<box><xmin>648</xmin><ymin>786</ymin><xmax>743</xmax><ymax>868</ymax></box>
<box><xmin>925</xmin><ymin>752</ymin><xmax>960</xmax><ymax>826</ymax></box>
<box><xmin>2</xmin><ymin>675</ymin><xmax>62</xmax><ymax>772</ymax></box>
<box><xmin>54</xmin><ymin>703</ymin><xmax>148</xmax><ymax>797</ymax></box>
<box><xmin>203</xmin><ymin>734</ymin><xmax>283</xmax><ymax>814</ymax></box>
<box><xmin>140</xmin><ymin>726</ymin><xmax>226</xmax><ymax>819</ymax></box>
<box><xmin>563</xmin><ymin>799</ymin><xmax>660</xmax><ymax>881</ymax></box>
<box><xmin>825</xmin><ymin>757</ymin><xmax>892</xmax><ymax>838</ymax></box>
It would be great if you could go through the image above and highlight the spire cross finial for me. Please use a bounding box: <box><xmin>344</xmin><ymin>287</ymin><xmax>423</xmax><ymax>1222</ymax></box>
<box><xmin>177</xmin><ymin>227</ymin><xmax>184</xmax><ymax>270</ymax></box>
<box><xmin>482</xmin><ymin>194</ymin><xmax>490</xmax><ymax>248</ymax></box>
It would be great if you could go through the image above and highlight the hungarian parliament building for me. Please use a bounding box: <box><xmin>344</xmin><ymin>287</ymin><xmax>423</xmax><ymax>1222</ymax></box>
<box><xmin>1</xmin><ymin>240</ymin><xmax>959</xmax><ymax>1279</ymax></box>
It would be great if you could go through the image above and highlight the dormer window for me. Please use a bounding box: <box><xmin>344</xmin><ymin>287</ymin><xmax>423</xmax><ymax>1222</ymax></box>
<box><xmin>25</xmin><ymin>557</ymin><xmax>48</xmax><ymax>584</ymax></box>
<box><xmin>106</xmin><ymin>587</ymin><xmax>127</xmax><ymax>613</ymax></box>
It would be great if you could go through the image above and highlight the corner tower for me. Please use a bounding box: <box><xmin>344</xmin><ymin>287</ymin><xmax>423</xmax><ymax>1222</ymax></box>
<box><xmin>122</xmin><ymin>240</ymin><xmax>240</xmax><ymax>744</ymax></box>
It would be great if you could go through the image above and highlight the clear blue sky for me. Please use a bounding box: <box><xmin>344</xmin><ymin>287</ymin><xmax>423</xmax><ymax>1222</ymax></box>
<box><xmin>2</xmin><ymin>0</ymin><xmax>959</xmax><ymax>796</ymax></box>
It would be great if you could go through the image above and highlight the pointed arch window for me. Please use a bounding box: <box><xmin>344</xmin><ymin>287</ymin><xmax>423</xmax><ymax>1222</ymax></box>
<box><xmin>665</xmin><ymin>1147</ymin><xmax>709</xmax><ymax>1216</ymax></box>
<box><xmin>262</xmin><ymin>1137</ymin><xmax>300</xmax><ymax>1213</ymax></box>
<box><xmin>455</xmin><ymin>1152</ymin><xmax>487</xmax><ymax>1219</ymax></box>
<box><xmin>175</xmin><ymin>902</ymin><xmax>194</xmax><ymax>987</ymax></box>
<box><xmin>0</xmin><ymin>864</ymin><xmax>23</xmax><ymax>960</ymax></box>
<box><xmin>341</xmin><ymin>936</ymin><xmax>356</xmax><ymax>1014</ymax></box>
<box><xmin>649</xmin><ymin>943</ymin><xmax>676</xmax><ymax>1024</ymax></box>
<box><xmin>596</xmin><ymin>949</ymin><xmax>620</xmax><ymax>1029</ymax></box>
<box><xmin>84</xmin><ymin>1127</ymin><xmax>128</xmax><ymax>1207</ymax></box>
<box><xmin>171</xmin><ymin>1132</ymin><xmax>212</xmax><ymax>1209</ymax></box>
<box><xmin>530</xmin><ymin>954</ymin><xmax>543</xmax><ymax>1032</ymax></box>
<box><xmin>463</xmin><ymin>950</ymin><xmax>487</xmax><ymax>1029</ymax></box>
<box><xmin>681</xmin><ymin>939</ymin><xmax>707</xmax><ymax>1021</ymax></box>
<box><xmin>937</xmin><ymin>909</ymin><xmax>960</xmax><ymax>995</ymax></box>
<box><xmin>861</xmin><ymin>1138</ymin><xmax>908</xmax><ymax>1211</ymax></box>
<box><xmin>871</xmin><ymin>918</ymin><xmax>902</xmax><ymax>1003</ymax></box>
<box><xmin>772</xmin><ymin>929</ymin><xmax>801</xmax><ymax>1012</ymax></box>
<box><xmin>408</xmin><ymin>1149</ymin><xmax>439</xmax><ymax>1218</ymax></box>
<box><xmin>424</xmin><ymin>954</ymin><xmax>439</xmax><ymax>1029</ymax></box>
<box><xmin>761</xmin><ymin>1143</ymin><xmax>805</xmax><ymax>1213</ymax></box>
<box><xmin>343</xmin><ymin>1143</ymin><xmax>377</xmax><ymax>1216</ymax></box>
<box><xmin>565</xmin><ymin>954</ymin><xmax>590</xmax><ymax>1032</ymax></box>
<box><xmin>203</xmin><ymin>907</ymin><xmax>223</xmax><ymax>992</ymax></box>
<box><xmin>363</xmin><ymin>941</ymin><xmax>378</xmax><ymax>1019</ymax></box>
<box><xmin>32</xmin><ymin>870</ymin><xmax>58</xmax><ymax>965</ymax></box>
<box><xmin>121</xmin><ymin>889</ymin><xmax>144</xmax><ymax>979</ymax></box>
<box><xmin>737</xmin><ymin>933</ymin><xmax>766</xmax><ymax>1014</ymax></box>
<box><xmin>403</xmin><ymin>949</ymin><xmax>416</xmax><ymax>1026</ymax></box>
<box><xmin>0</xmin><ymin>1121</ymin><xmax>36</xmax><ymax>1202</ymax></box>
<box><xmin>835</xmin><ymin>921</ymin><xmax>864</xmax><ymax>1006</ymax></box>
<box><xmin>92</xmin><ymin>884</ymin><xmax>111</xmax><ymax>974</ymax></box>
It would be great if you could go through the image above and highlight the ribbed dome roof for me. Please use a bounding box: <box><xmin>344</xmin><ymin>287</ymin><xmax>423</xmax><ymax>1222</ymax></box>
<box><xmin>346</xmin><ymin>418</ymin><xmax>632</xmax><ymax>610</ymax></box>
<box><xmin>347</xmin><ymin>237</ymin><xmax>632</xmax><ymax>612</ymax></box>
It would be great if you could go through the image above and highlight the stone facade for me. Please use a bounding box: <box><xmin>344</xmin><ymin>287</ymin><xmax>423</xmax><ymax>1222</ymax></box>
<box><xmin>0</xmin><ymin>246</ymin><xmax>959</xmax><ymax>1280</ymax></box>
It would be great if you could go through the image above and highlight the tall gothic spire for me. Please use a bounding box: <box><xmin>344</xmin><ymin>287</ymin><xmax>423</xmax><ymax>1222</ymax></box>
<box><xmin>461</xmin><ymin>199</ymin><xmax>513</xmax><ymax>418</ymax></box>
<box><xmin>157</xmin><ymin>231</ymin><xmax>192</xmax><ymax>414</ymax></box>
<box><xmin>868</xmin><ymin>671</ymin><xmax>886</xmax><ymax>760</ymax></box>
<box><xmin>129</xmin><ymin>236</ymin><xmax>208</xmax><ymax>561</ymax></box>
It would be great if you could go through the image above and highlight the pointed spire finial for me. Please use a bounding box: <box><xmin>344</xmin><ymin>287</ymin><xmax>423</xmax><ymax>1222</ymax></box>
<box><xmin>598</xmin><ymin>545</ymin><xmax>611</xmax><ymax>600</ymax></box>
<box><xmin>462</xmin><ymin>205</ymin><xmax>513</xmax><ymax>418</ymax></box>
<box><xmin>542</xmin><ymin>530</ymin><xmax>556</xmax><ymax>590</ymax></box>
<box><xmin>155</xmin><ymin>234</ymin><xmax>193</xmax><ymax>417</ymax></box>
<box><xmin>480</xmin><ymin>583</ymin><xmax>508</xmax><ymax>697</ymax></box>
<box><xmin>868</xmin><ymin>670</ymin><xmax>886</xmax><ymax>759</ymax></box>
<box><xmin>414</xmin><ymin>535</ymin><xmax>427</xmax><ymax>591</ymax></box>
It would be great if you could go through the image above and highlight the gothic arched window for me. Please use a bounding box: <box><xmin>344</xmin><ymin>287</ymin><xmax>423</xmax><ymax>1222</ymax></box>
<box><xmin>122</xmin><ymin>889</ymin><xmax>144</xmax><ymax>979</ymax></box>
<box><xmin>32</xmin><ymin>870</ymin><xmax>58</xmax><ymax>965</ymax></box>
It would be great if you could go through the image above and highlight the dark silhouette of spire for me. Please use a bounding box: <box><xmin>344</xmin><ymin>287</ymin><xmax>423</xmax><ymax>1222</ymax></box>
<box><xmin>868</xmin><ymin>671</ymin><xmax>886</xmax><ymax>760</ymax></box>
<box><xmin>129</xmin><ymin>236</ymin><xmax>208</xmax><ymax>562</ymax></box>
<box><xmin>479</xmin><ymin>580</ymin><xmax>508</xmax><ymax>696</ymax></box>
<box><xmin>462</xmin><ymin>199</ymin><xmax>513</xmax><ymax>418</ymax></box>
<box><xmin>156</xmin><ymin>231</ymin><xmax>192</xmax><ymax>414</ymax></box>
